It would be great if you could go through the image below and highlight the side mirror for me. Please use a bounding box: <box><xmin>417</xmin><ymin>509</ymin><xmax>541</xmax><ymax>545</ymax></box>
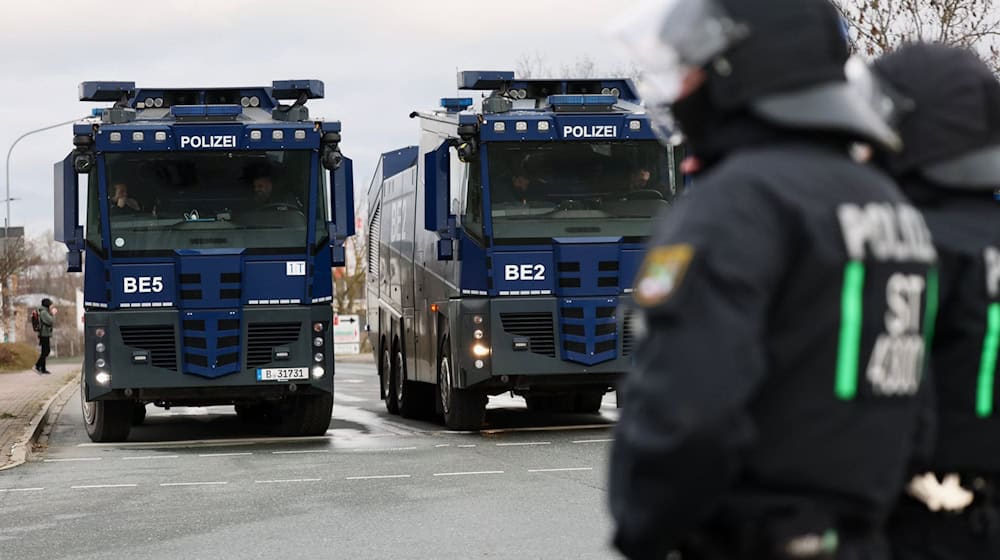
<box><xmin>424</xmin><ymin>141</ymin><xmax>457</xmax><ymax>262</ymax></box>
<box><xmin>424</xmin><ymin>141</ymin><xmax>452</xmax><ymax>235</ymax></box>
<box><xmin>328</xmin><ymin>156</ymin><xmax>355</xmax><ymax>267</ymax></box>
<box><xmin>54</xmin><ymin>153</ymin><xmax>84</xmax><ymax>272</ymax></box>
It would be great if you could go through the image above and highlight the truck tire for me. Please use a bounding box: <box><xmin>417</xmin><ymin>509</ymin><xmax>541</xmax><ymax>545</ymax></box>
<box><xmin>235</xmin><ymin>402</ymin><xmax>269</xmax><ymax>423</ymax></box>
<box><xmin>383</xmin><ymin>345</ymin><xmax>399</xmax><ymax>415</ymax></box>
<box><xmin>396</xmin><ymin>348</ymin><xmax>435</xmax><ymax>420</ymax></box>
<box><xmin>573</xmin><ymin>391</ymin><xmax>605</xmax><ymax>414</ymax></box>
<box><xmin>81</xmin><ymin>379</ymin><xmax>131</xmax><ymax>442</ymax></box>
<box><xmin>277</xmin><ymin>393</ymin><xmax>333</xmax><ymax>436</ymax></box>
<box><xmin>438</xmin><ymin>337</ymin><xmax>485</xmax><ymax>430</ymax></box>
<box><xmin>131</xmin><ymin>403</ymin><xmax>147</xmax><ymax>426</ymax></box>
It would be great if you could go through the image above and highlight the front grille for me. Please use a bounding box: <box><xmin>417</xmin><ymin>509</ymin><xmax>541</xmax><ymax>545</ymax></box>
<box><xmin>119</xmin><ymin>325</ymin><xmax>177</xmax><ymax>370</ymax></box>
<box><xmin>247</xmin><ymin>322</ymin><xmax>302</xmax><ymax>367</ymax></box>
<box><xmin>500</xmin><ymin>313</ymin><xmax>555</xmax><ymax>357</ymax></box>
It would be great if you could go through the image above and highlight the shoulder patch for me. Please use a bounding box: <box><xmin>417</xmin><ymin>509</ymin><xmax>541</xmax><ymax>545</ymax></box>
<box><xmin>633</xmin><ymin>244</ymin><xmax>694</xmax><ymax>308</ymax></box>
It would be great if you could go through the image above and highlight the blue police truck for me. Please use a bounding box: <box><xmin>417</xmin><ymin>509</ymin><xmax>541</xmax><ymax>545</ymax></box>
<box><xmin>56</xmin><ymin>80</ymin><xmax>355</xmax><ymax>442</ymax></box>
<box><xmin>365</xmin><ymin>71</ymin><xmax>684</xmax><ymax>429</ymax></box>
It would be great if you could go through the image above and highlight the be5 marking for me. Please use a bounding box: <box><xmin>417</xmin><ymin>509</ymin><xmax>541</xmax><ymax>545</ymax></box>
<box><xmin>123</xmin><ymin>276</ymin><xmax>164</xmax><ymax>294</ymax></box>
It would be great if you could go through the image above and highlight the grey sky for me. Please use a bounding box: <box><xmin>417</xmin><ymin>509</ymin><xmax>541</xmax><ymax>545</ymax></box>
<box><xmin>0</xmin><ymin>0</ymin><xmax>633</xmax><ymax>240</ymax></box>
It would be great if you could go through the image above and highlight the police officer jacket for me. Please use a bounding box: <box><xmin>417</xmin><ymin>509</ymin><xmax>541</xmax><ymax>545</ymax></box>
<box><xmin>912</xmin><ymin>194</ymin><xmax>1000</xmax><ymax>474</ymax></box>
<box><xmin>610</xmin><ymin>137</ymin><xmax>937</xmax><ymax>558</ymax></box>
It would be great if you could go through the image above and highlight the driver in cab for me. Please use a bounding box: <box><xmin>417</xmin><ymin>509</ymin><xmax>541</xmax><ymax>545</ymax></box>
<box><xmin>246</xmin><ymin>165</ymin><xmax>302</xmax><ymax>211</ymax></box>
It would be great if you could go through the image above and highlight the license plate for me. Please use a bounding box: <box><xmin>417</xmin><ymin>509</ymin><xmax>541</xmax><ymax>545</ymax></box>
<box><xmin>256</xmin><ymin>367</ymin><xmax>309</xmax><ymax>382</ymax></box>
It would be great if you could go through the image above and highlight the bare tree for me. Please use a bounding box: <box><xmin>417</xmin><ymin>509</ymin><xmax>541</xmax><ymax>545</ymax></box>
<box><xmin>834</xmin><ymin>0</ymin><xmax>1000</xmax><ymax>72</ymax></box>
<box><xmin>0</xmin><ymin>230</ymin><xmax>40</xmax><ymax>342</ymax></box>
<box><xmin>333</xmin><ymin>200</ymin><xmax>367</xmax><ymax>316</ymax></box>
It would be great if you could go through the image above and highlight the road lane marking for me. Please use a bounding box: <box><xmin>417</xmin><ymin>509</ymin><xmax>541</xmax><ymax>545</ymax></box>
<box><xmin>479</xmin><ymin>424</ymin><xmax>612</xmax><ymax>435</ymax></box>
<box><xmin>78</xmin><ymin>435</ymin><xmax>331</xmax><ymax>448</ymax></box>
<box><xmin>271</xmin><ymin>449</ymin><xmax>330</xmax><ymax>455</ymax></box>
<box><xmin>339</xmin><ymin>379</ymin><xmax>365</xmax><ymax>384</ymax></box>
<box><xmin>160</xmin><ymin>481</ymin><xmax>228</xmax><ymax>487</ymax></box>
<box><xmin>457</xmin><ymin>444</ymin><xmax>476</xmax><ymax>448</ymax></box>
<box><xmin>0</xmin><ymin>488</ymin><xmax>44</xmax><ymax>492</ymax></box>
<box><xmin>44</xmin><ymin>457</ymin><xmax>102</xmax><ymax>462</ymax></box>
<box><xmin>527</xmin><ymin>467</ymin><xmax>594</xmax><ymax>473</ymax></box>
<box><xmin>572</xmin><ymin>438</ymin><xmax>614</xmax><ymax>444</ymax></box>
<box><xmin>122</xmin><ymin>455</ymin><xmax>179</xmax><ymax>461</ymax></box>
<box><xmin>71</xmin><ymin>484</ymin><xmax>138</xmax><ymax>489</ymax></box>
<box><xmin>350</xmin><ymin>446</ymin><xmax>416</xmax><ymax>452</ymax></box>
<box><xmin>434</xmin><ymin>444</ymin><xmax>450</xmax><ymax>448</ymax></box>
<box><xmin>432</xmin><ymin>470</ymin><xmax>504</xmax><ymax>477</ymax></box>
<box><xmin>495</xmin><ymin>441</ymin><xmax>551</xmax><ymax>447</ymax></box>
<box><xmin>345</xmin><ymin>474</ymin><xmax>411</xmax><ymax>480</ymax></box>
<box><xmin>254</xmin><ymin>479</ymin><xmax>322</xmax><ymax>484</ymax></box>
<box><xmin>198</xmin><ymin>452</ymin><xmax>253</xmax><ymax>457</ymax></box>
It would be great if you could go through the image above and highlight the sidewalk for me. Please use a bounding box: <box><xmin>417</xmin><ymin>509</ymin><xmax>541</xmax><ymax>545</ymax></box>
<box><xmin>0</xmin><ymin>363</ymin><xmax>79</xmax><ymax>470</ymax></box>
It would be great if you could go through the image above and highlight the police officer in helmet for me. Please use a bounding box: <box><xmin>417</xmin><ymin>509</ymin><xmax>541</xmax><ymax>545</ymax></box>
<box><xmin>608</xmin><ymin>0</ymin><xmax>936</xmax><ymax>558</ymax></box>
<box><xmin>861</xmin><ymin>43</ymin><xmax>1000</xmax><ymax>560</ymax></box>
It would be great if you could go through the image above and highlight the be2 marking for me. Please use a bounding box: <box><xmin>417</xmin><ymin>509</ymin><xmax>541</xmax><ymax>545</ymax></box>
<box><xmin>504</xmin><ymin>264</ymin><xmax>546</xmax><ymax>281</ymax></box>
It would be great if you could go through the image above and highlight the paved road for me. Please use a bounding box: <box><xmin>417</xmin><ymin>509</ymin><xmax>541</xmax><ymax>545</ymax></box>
<box><xmin>0</xmin><ymin>361</ymin><xmax>622</xmax><ymax>559</ymax></box>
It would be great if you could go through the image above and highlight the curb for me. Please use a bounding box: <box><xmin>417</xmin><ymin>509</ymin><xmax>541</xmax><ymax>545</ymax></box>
<box><xmin>0</xmin><ymin>374</ymin><xmax>79</xmax><ymax>472</ymax></box>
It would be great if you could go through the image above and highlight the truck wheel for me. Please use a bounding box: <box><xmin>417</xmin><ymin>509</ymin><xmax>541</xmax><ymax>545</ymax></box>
<box><xmin>438</xmin><ymin>338</ymin><xmax>485</xmax><ymax>430</ymax></box>
<box><xmin>235</xmin><ymin>402</ymin><xmax>269</xmax><ymax>423</ymax></box>
<box><xmin>299</xmin><ymin>392</ymin><xmax>334</xmax><ymax>436</ymax></box>
<box><xmin>81</xmin><ymin>379</ymin><xmax>131</xmax><ymax>442</ymax></box>
<box><xmin>383</xmin><ymin>345</ymin><xmax>399</xmax><ymax>415</ymax></box>
<box><xmin>131</xmin><ymin>403</ymin><xmax>147</xmax><ymax>426</ymax></box>
<box><xmin>573</xmin><ymin>391</ymin><xmax>605</xmax><ymax>414</ymax></box>
<box><xmin>396</xmin><ymin>349</ymin><xmax>435</xmax><ymax>420</ymax></box>
<box><xmin>277</xmin><ymin>393</ymin><xmax>333</xmax><ymax>436</ymax></box>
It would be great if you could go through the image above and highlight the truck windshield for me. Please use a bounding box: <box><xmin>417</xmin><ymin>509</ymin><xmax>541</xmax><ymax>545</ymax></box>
<box><xmin>487</xmin><ymin>141</ymin><xmax>681</xmax><ymax>241</ymax></box>
<box><xmin>102</xmin><ymin>151</ymin><xmax>312</xmax><ymax>253</ymax></box>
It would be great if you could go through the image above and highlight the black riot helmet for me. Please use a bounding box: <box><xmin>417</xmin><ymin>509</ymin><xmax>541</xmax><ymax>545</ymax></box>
<box><xmin>611</xmin><ymin>0</ymin><xmax>900</xmax><ymax>151</ymax></box>
<box><xmin>871</xmin><ymin>43</ymin><xmax>1000</xmax><ymax>190</ymax></box>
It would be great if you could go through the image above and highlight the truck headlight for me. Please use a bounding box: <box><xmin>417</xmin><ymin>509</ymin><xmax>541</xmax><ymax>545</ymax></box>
<box><xmin>472</xmin><ymin>344</ymin><xmax>490</xmax><ymax>358</ymax></box>
<box><xmin>95</xmin><ymin>372</ymin><xmax>111</xmax><ymax>385</ymax></box>
<box><xmin>311</xmin><ymin>366</ymin><xmax>325</xmax><ymax>379</ymax></box>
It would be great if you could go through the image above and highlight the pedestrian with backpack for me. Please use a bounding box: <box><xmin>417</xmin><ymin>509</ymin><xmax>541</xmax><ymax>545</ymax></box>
<box><xmin>33</xmin><ymin>298</ymin><xmax>55</xmax><ymax>374</ymax></box>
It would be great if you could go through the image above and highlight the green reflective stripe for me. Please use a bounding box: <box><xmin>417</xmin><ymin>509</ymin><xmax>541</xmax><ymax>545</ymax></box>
<box><xmin>835</xmin><ymin>261</ymin><xmax>866</xmax><ymax>400</ymax></box>
<box><xmin>976</xmin><ymin>303</ymin><xmax>1000</xmax><ymax>418</ymax></box>
<box><xmin>922</xmin><ymin>268</ymin><xmax>940</xmax><ymax>366</ymax></box>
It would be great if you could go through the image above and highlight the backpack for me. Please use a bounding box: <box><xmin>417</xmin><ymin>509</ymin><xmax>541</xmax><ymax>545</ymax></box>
<box><xmin>30</xmin><ymin>309</ymin><xmax>40</xmax><ymax>332</ymax></box>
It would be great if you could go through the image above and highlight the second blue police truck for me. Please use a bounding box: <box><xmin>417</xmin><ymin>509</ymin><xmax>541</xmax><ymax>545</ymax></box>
<box><xmin>366</xmin><ymin>71</ymin><xmax>683</xmax><ymax>429</ymax></box>
<box><xmin>57</xmin><ymin>80</ymin><xmax>354</xmax><ymax>441</ymax></box>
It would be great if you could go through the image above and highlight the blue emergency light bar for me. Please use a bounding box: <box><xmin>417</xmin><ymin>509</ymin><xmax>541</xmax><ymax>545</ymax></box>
<box><xmin>272</xmin><ymin>80</ymin><xmax>324</xmax><ymax>100</ymax></box>
<box><xmin>458</xmin><ymin>71</ymin><xmax>516</xmax><ymax>90</ymax></box>
<box><xmin>79</xmin><ymin>81</ymin><xmax>136</xmax><ymax>102</ymax></box>
<box><xmin>169</xmin><ymin>104</ymin><xmax>243</xmax><ymax>118</ymax></box>
<box><xmin>548</xmin><ymin>94</ymin><xmax>618</xmax><ymax>107</ymax></box>
<box><xmin>441</xmin><ymin>98</ymin><xmax>474</xmax><ymax>111</ymax></box>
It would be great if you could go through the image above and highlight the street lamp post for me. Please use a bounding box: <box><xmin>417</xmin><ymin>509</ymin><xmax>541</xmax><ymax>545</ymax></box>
<box><xmin>3</xmin><ymin>118</ymin><xmax>78</xmax><ymax>343</ymax></box>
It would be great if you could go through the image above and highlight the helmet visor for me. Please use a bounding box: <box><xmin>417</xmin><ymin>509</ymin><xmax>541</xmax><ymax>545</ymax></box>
<box><xmin>610</xmin><ymin>0</ymin><xmax>748</xmax><ymax>105</ymax></box>
<box><xmin>846</xmin><ymin>56</ymin><xmax>914</xmax><ymax>130</ymax></box>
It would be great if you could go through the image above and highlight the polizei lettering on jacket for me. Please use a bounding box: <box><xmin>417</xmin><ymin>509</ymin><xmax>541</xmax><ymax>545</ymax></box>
<box><xmin>836</xmin><ymin>202</ymin><xmax>936</xmax><ymax>398</ymax></box>
<box><xmin>836</xmin><ymin>202</ymin><xmax>937</xmax><ymax>263</ymax></box>
<box><xmin>178</xmin><ymin>135</ymin><xmax>238</xmax><ymax>149</ymax></box>
<box><xmin>562</xmin><ymin>125</ymin><xmax>618</xmax><ymax>139</ymax></box>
